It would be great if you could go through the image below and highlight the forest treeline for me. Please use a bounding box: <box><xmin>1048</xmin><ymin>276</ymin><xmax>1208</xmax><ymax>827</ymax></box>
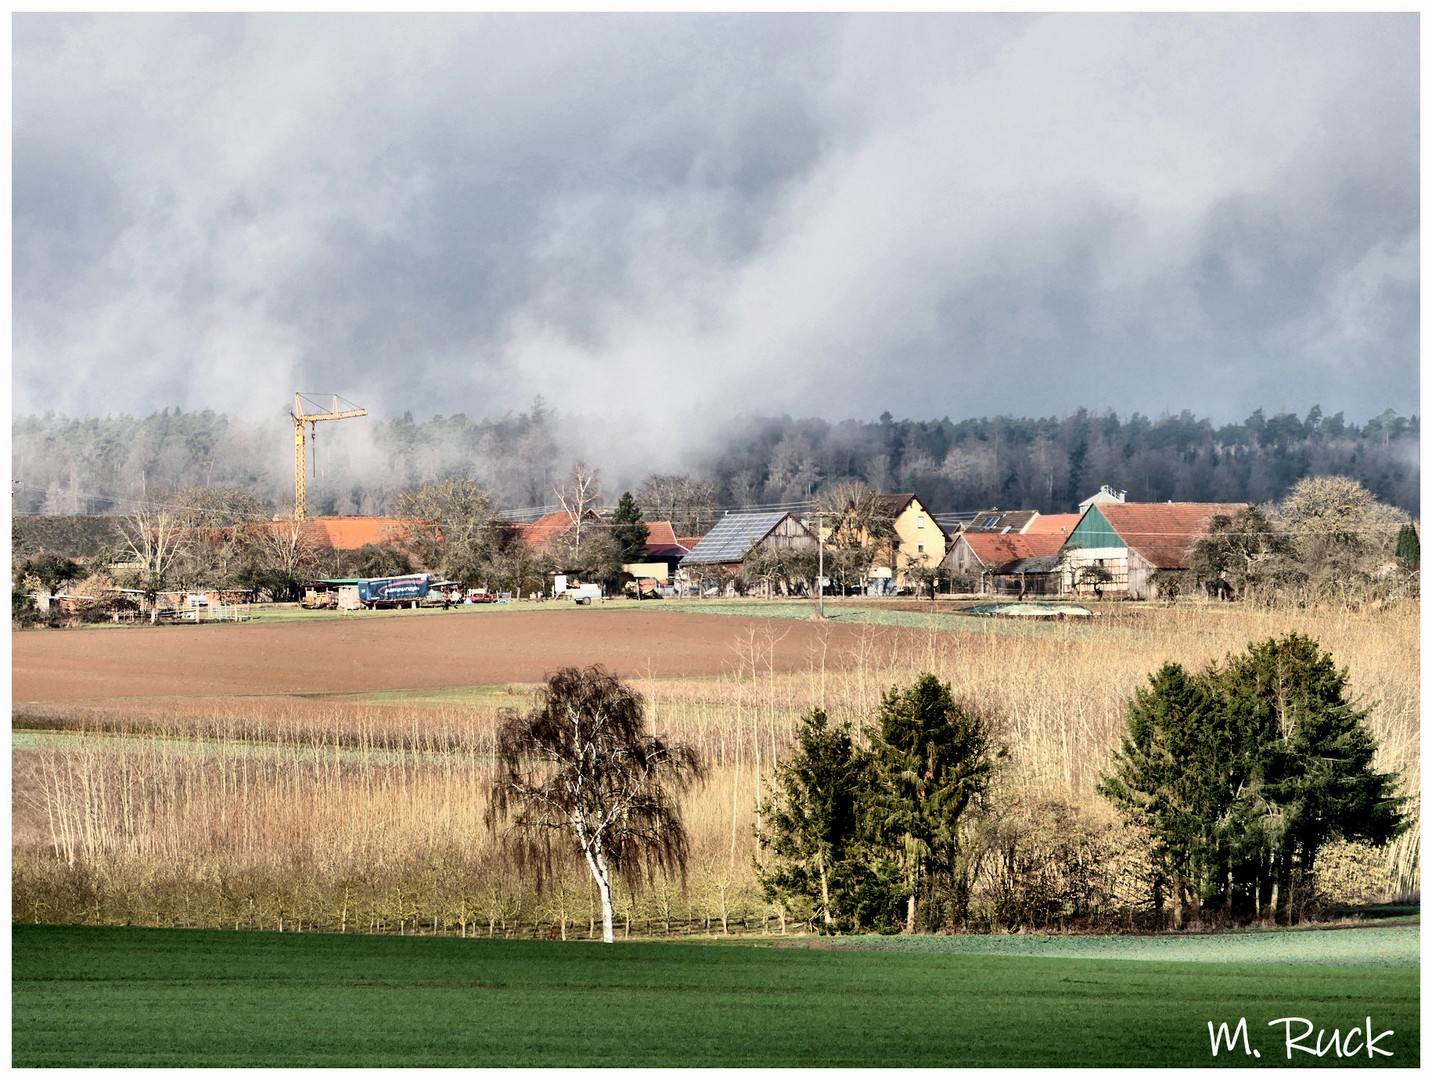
<box><xmin>11</xmin><ymin>401</ymin><xmax>1420</xmax><ymax>520</ymax></box>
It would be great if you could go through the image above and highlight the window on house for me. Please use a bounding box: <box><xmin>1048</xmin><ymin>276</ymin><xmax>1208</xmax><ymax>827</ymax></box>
<box><xmin>917</xmin><ymin>514</ymin><xmax>925</xmax><ymax>529</ymax></box>
<box><xmin>917</xmin><ymin>543</ymin><xmax>924</xmax><ymax>553</ymax></box>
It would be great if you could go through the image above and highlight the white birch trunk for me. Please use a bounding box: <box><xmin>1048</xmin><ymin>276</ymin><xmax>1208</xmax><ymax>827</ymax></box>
<box><xmin>583</xmin><ymin>843</ymin><xmax>616</xmax><ymax>943</ymax></box>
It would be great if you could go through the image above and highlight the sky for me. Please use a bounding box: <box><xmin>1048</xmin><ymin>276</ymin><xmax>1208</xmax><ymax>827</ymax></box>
<box><xmin>12</xmin><ymin>13</ymin><xmax>1420</xmax><ymax>464</ymax></box>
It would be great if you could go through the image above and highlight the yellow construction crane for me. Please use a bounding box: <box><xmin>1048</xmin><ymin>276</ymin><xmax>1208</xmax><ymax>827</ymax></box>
<box><xmin>291</xmin><ymin>393</ymin><xmax>367</xmax><ymax>521</ymax></box>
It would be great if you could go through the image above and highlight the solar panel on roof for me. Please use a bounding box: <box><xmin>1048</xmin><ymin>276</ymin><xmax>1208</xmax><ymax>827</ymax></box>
<box><xmin>680</xmin><ymin>511</ymin><xmax>790</xmax><ymax>564</ymax></box>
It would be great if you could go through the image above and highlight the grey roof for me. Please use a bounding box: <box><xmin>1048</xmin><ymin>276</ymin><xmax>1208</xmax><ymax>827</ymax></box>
<box><xmin>967</xmin><ymin>510</ymin><xmax>1039</xmax><ymax>533</ymax></box>
<box><xmin>934</xmin><ymin>511</ymin><xmax>979</xmax><ymax>531</ymax></box>
<box><xmin>679</xmin><ymin>511</ymin><xmax>791</xmax><ymax>565</ymax></box>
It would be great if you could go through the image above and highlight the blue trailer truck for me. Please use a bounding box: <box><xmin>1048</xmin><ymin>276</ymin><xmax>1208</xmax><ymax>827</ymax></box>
<box><xmin>357</xmin><ymin>574</ymin><xmax>432</xmax><ymax>608</ymax></box>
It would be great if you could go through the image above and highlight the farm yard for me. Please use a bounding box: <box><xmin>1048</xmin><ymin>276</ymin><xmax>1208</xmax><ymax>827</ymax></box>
<box><xmin>11</xmin><ymin>597</ymin><xmax>1421</xmax><ymax>1066</ymax></box>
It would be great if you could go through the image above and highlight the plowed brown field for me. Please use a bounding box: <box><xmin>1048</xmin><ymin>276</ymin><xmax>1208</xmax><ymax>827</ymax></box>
<box><xmin>12</xmin><ymin>608</ymin><xmax>917</xmax><ymax>705</ymax></box>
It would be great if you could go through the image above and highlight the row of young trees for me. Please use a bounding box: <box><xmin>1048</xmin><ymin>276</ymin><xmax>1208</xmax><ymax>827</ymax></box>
<box><xmin>752</xmin><ymin>637</ymin><xmax>1404</xmax><ymax>934</ymax></box>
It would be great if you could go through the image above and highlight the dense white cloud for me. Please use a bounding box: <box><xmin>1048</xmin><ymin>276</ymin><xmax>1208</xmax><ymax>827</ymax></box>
<box><xmin>13</xmin><ymin>13</ymin><xmax>1418</xmax><ymax>464</ymax></box>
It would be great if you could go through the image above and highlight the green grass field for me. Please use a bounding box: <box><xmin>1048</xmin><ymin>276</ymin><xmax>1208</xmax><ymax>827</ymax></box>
<box><xmin>12</xmin><ymin>924</ymin><xmax>1418</xmax><ymax>1067</ymax></box>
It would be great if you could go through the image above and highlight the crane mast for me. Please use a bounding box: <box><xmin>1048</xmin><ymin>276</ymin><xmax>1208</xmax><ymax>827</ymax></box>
<box><xmin>291</xmin><ymin>393</ymin><xmax>367</xmax><ymax>522</ymax></box>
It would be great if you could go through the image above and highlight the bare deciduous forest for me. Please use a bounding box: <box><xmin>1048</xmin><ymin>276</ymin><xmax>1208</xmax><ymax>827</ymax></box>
<box><xmin>11</xmin><ymin>403</ymin><xmax>1420</xmax><ymax>521</ymax></box>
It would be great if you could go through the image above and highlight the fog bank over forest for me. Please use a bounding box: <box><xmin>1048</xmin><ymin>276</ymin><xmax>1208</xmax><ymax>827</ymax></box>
<box><xmin>12</xmin><ymin>403</ymin><xmax>1420</xmax><ymax>522</ymax></box>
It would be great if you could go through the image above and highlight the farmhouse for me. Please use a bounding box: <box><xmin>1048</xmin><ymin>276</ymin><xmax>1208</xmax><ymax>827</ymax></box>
<box><xmin>1061</xmin><ymin>501</ymin><xmax>1246</xmax><ymax>600</ymax></box>
<box><xmin>678</xmin><ymin>511</ymin><xmax>818</xmax><ymax>595</ymax></box>
<box><xmin>298</xmin><ymin>516</ymin><xmax>427</xmax><ymax>550</ymax></box>
<box><xmin>942</xmin><ymin>530</ymin><xmax>1067</xmax><ymax>597</ymax></box>
<box><xmin>620</xmin><ymin>521</ymin><xmax>692</xmax><ymax>582</ymax></box>
<box><xmin>824</xmin><ymin>493</ymin><xmax>947</xmax><ymax>593</ymax></box>
<box><xmin>873</xmin><ymin>494</ymin><xmax>948</xmax><ymax>589</ymax></box>
<box><xmin>963</xmin><ymin>509</ymin><xmax>1040</xmax><ymax>534</ymax></box>
<box><xmin>1078</xmin><ymin>485</ymin><xmax>1126</xmax><ymax>513</ymax></box>
<box><xmin>1022</xmin><ymin>513</ymin><xmax>1082</xmax><ymax>539</ymax></box>
<box><xmin>508</xmin><ymin>509</ymin><xmax>602</xmax><ymax>551</ymax></box>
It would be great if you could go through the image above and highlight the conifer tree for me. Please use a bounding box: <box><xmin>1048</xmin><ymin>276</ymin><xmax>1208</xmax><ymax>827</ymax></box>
<box><xmin>1100</xmin><ymin>634</ymin><xmax>1405</xmax><ymax>924</ymax></box>
<box><xmin>755</xmin><ymin>709</ymin><xmax>867</xmax><ymax>929</ymax></box>
<box><xmin>865</xmin><ymin>674</ymin><xmax>1001</xmax><ymax>932</ymax></box>
<box><xmin>1394</xmin><ymin>523</ymin><xmax>1419</xmax><ymax>569</ymax></box>
<box><xmin>610</xmin><ymin>491</ymin><xmax>650</xmax><ymax>566</ymax></box>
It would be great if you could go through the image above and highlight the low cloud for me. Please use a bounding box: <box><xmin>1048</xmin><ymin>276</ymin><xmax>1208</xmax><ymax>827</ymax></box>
<box><xmin>12</xmin><ymin>13</ymin><xmax>1418</xmax><ymax>475</ymax></box>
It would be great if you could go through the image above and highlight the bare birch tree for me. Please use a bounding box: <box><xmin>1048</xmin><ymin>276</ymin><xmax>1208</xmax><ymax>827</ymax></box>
<box><xmin>488</xmin><ymin>666</ymin><xmax>704</xmax><ymax>943</ymax></box>
<box><xmin>553</xmin><ymin>460</ymin><xmax>605</xmax><ymax>560</ymax></box>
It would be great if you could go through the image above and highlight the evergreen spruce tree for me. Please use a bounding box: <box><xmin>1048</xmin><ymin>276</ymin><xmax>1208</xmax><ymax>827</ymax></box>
<box><xmin>610</xmin><ymin>491</ymin><xmax>650</xmax><ymax>566</ymax></box>
<box><xmin>865</xmin><ymin>673</ymin><xmax>1001</xmax><ymax>932</ymax></box>
<box><xmin>755</xmin><ymin>709</ymin><xmax>871</xmax><ymax>930</ymax></box>
<box><xmin>1394</xmin><ymin>523</ymin><xmax>1419</xmax><ymax>569</ymax></box>
<box><xmin>1100</xmin><ymin>634</ymin><xmax>1405</xmax><ymax>924</ymax></box>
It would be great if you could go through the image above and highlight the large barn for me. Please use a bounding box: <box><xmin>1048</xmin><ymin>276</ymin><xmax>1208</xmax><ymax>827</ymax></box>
<box><xmin>1061</xmin><ymin>501</ymin><xmax>1246</xmax><ymax>599</ymax></box>
<box><xmin>678</xmin><ymin>511</ymin><xmax>817</xmax><ymax>595</ymax></box>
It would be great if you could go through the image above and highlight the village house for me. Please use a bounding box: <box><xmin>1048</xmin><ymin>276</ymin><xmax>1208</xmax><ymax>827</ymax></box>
<box><xmin>825</xmin><ymin>493</ymin><xmax>947</xmax><ymax>593</ymax></box>
<box><xmin>962</xmin><ymin>509</ymin><xmax>1040</xmax><ymax>534</ymax></box>
<box><xmin>1060</xmin><ymin>501</ymin><xmax>1246</xmax><ymax>600</ymax></box>
<box><xmin>678</xmin><ymin>511</ymin><xmax>818</xmax><ymax>596</ymax></box>
<box><xmin>294</xmin><ymin>516</ymin><xmax>408</xmax><ymax>549</ymax></box>
<box><xmin>876</xmin><ymin>493</ymin><xmax>948</xmax><ymax>589</ymax></box>
<box><xmin>507</xmin><ymin>509</ymin><xmax>601</xmax><ymax>552</ymax></box>
<box><xmin>1022</xmin><ymin>513</ymin><xmax>1083</xmax><ymax>540</ymax></box>
<box><xmin>1078</xmin><ymin>485</ymin><xmax>1127</xmax><ymax>513</ymax></box>
<box><xmin>941</xmin><ymin>530</ymin><xmax>1067</xmax><ymax>597</ymax></box>
<box><xmin>620</xmin><ymin>521</ymin><xmax>692</xmax><ymax>590</ymax></box>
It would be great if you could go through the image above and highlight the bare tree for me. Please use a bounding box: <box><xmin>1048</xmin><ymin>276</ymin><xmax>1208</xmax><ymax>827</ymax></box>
<box><xmin>553</xmin><ymin>460</ymin><xmax>605</xmax><ymax>560</ymax></box>
<box><xmin>119</xmin><ymin>498</ymin><xmax>192</xmax><ymax>623</ymax></box>
<box><xmin>488</xmin><ymin>666</ymin><xmax>705</xmax><ymax>943</ymax></box>
<box><xmin>729</xmin><ymin>468</ymin><xmax>761</xmax><ymax>508</ymax></box>
<box><xmin>258</xmin><ymin>519</ymin><xmax>319</xmax><ymax>599</ymax></box>
<box><xmin>815</xmin><ymin>482</ymin><xmax>896</xmax><ymax>591</ymax></box>
<box><xmin>392</xmin><ymin>473</ymin><xmax>498</xmax><ymax>574</ymax></box>
<box><xmin>637</xmin><ymin>474</ymin><xmax>718</xmax><ymax>535</ymax></box>
<box><xmin>901</xmin><ymin>550</ymin><xmax>940</xmax><ymax>600</ymax></box>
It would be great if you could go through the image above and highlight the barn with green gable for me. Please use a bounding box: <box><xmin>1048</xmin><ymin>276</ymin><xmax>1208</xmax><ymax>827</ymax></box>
<box><xmin>1061</xmin><ymin>501</ymin><xmax>1245</xmax><ymax>599</ymax></box>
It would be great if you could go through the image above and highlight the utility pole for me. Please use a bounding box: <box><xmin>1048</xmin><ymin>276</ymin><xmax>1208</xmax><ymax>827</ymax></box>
<box><xmin>291</xmin><ymin>393</ymin><xmax>367</xmax><ymax>521</ymax></box>
<box><xmin>814</xmin><ymin>508</ymin><xmax>826</xmax><ymax>619</ymax></box>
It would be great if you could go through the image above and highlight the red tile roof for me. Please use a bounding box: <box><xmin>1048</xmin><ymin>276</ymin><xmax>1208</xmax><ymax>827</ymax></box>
<box><xmin>676</xmin><ymin>536</ymin><xmax>704</xmax><ymax>549</ymax></box>
<box><xmin>283</xmin><ymin>517</ymin><xmax>431</xmax><ymax>551</ymax></box>
<box><xmin>512</xmin><ymin>510</ymin><xmax>606</xmax><ymax>549</ymax></box>
<box><xmin>642</xmin><ymin>521</ymin><xmax>690</xmax><ymax>559</ymax></box>
<box><xmin>1024</xmin><ymin>513</ymin><xmax>1083</xmax><ymax>536</ymax></box>
<box><xmin>957</xmin><ymin>530</ymin><xmax>1064</xmax><ymax>570</ymax></box>
<box><xmin>518</xmin><ymin>511</ymin><xmax>581</xmax><ymax>548</ymax></box>
<box><xmin>1097</xmin><ymin>502</ymin><xmax>1247</xmax><ymax>568</ymax></box>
